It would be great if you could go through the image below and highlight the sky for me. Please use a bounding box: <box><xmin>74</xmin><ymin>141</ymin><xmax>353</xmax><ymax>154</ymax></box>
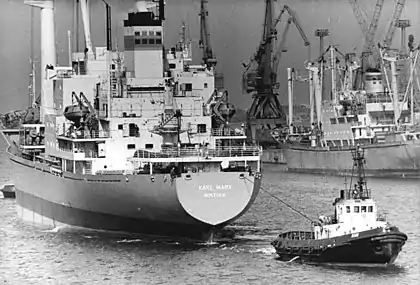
<box><xmin>0</xmin><ymin>0</ymin><xmax>419</xmax><ymax>113</ymax></box>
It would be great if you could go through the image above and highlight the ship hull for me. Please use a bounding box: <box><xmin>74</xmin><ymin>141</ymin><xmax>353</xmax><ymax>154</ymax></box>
<box><xmin>284</xmin><ymin>142</ymin><xmax>420</xmax><ymax>178</ymax></box>
<box><xmin>8</xmin><ymin>153</ymin><xmax>261</xmax><ymax>241</ymax></box>
<box><xmin>271</xmin><ymin>228</ymin><xmax>407</xmax><ymax>265</ymax></box>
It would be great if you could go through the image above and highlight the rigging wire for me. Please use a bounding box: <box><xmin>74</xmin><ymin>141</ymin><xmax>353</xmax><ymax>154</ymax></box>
<box><xmin>245</xmin><ymin>177</ymin><xmax>315</xmax><ymax>223</ymax></box>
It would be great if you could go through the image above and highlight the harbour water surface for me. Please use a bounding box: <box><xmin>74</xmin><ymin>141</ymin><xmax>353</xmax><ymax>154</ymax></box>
<box><xmin>1</xmin><ymin>140</ymin><xmax>419</xmax><ymax>284</ymax></box>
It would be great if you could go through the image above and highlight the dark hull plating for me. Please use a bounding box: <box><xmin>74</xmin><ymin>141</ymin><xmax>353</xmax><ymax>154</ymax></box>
<box><xmin>4</xmin><ymin>138</ymin><xmax>261</xmax><ymax>240</ymax></box>
<box><xmin>271</xmin><ymin>228</ymin><xmax>407</xmax><ymax>265</ymax></box>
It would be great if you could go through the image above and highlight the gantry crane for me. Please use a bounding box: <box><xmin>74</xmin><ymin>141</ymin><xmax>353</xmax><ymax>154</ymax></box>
<box><xmin>242</xmin><ymin>1</ymin><xmax>309</xmax><ymax>144</ymax></box>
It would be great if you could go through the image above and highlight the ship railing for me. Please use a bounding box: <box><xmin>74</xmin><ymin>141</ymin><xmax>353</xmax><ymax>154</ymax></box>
<box><xmin>211</xmin><ymin>128</ymin><xmax>245</xmax><ymax>137</ymax></box>
<box><xmin>57</xmin><ymin>130</ymin><xmax>110</xmax><ymax>140</ymax></box>
<box><xmin>133</xmin><ymin>146</ymin><xmax>262</xmax><ymax>159</ymax></box>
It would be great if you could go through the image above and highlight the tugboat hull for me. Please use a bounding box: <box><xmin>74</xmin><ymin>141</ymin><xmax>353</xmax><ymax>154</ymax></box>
<box><xmin>271</xmin><ymin>228</ymin><xmax>407</xmax><ymax>265</ymax></box>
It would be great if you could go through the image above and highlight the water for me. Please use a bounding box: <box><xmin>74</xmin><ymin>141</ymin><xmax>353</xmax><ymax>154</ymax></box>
<box><xmin>1</xmin><ymin>157</ymin><xmax>419</xmax><ymax>284</ymax></box>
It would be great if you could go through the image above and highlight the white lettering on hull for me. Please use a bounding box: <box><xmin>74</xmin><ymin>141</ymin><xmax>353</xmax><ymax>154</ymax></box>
<box><xmin>198</xmin><ymin>184</ymin><xmax>232</xmax><ymax>191</ymax></box>
<box><xmin>203</xmin><ymin>193</ymin><xmax>226</xmax><ymax>198</ymax></box>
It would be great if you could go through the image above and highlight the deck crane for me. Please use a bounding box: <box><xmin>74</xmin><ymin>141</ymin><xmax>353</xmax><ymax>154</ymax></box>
<box><xmin>271</xmin><ymin>5</ymin><xmax>311</xmax><ymax>87</ymax></box>
<box><xmin>242</xmin><ymin>0</ymin><xmax>288</xmax><ymax>144</ymax></box>
<box><xmin>199</xmin><ymin>0</ymin><xmax>217</xmax><ymax>68</ymax></box>
<box><xmin>198</xmin><ymin>0</ymin><xmax>236</xmax><ymax>129</ymax></box>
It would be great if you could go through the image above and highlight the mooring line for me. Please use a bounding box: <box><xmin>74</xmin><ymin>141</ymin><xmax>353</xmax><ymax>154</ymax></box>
<box><xmin>247</xmin><ymin>177</ymin><xmax>315</xmax><ymax>223</ymax></box>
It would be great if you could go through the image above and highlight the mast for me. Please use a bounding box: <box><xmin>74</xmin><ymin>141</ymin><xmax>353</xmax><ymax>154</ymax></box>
<box><xmin>80</xmin><ymin>0</ymin><xmax>94</xmax><ymax>59</ymax></box>
<box><xmin>350</xmin><ymin>145</ymin><xmax>369</xmax><ymax>199</ymax></box>
<box><xmin>29</xmin><ymin>6</ymin><xmax>35</xmax><ymax>106</ymax></box>
<box><xmin>24</xmin><ymin>0</ymin><xmax>57</xmax><ymax>121</ymax></box>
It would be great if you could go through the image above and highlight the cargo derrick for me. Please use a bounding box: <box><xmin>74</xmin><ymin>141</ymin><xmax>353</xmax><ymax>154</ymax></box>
<box><xmin>199</xmin><ymin>0</ymin><xmax>236</xmax><ymax>129</ymax></box>
<box><xmin>243</xmin><ymin>0</ymin><xmax>287</xmax><ymax>145</ymax></box>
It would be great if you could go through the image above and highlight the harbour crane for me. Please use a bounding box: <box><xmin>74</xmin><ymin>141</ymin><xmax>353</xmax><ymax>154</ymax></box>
<box><xmin>348</xmin><ymin>0</ymin><xmax>406</xmax><ymax>88</ymax></box>
<box><xmin>199</xmin><ymin>0</ymin><xmax>217</xmax><ymax>68</ymax></box>
<box><xmin>271</xmin><ymin>5</ymin><xmax>310</xmax><ymax>89</ymax></box>
<box><xmin>242</xmin><ymin>1</ymin><xmax>309</xmax><ymax>144</ymax></box>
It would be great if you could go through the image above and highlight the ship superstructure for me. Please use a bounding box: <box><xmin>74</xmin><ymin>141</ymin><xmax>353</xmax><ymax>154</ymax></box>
<box><xmin>6</xmin><ymin>0</ymin><xmax>262</xmax><ymax>240</ymax></box>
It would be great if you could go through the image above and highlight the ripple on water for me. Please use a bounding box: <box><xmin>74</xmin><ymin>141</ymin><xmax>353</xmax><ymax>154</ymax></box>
<box><xmin>0</xmin><ymin>163</ymin><xmax>419</xmax><ymax>284</ymax></box>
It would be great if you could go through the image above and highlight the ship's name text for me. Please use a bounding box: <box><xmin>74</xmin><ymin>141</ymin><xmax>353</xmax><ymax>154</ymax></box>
<box><xmin>204</xmin><ymin>193</ymin><xmax>226</xmax><ymax>198</ymax></box>
<box><xmin>198</xmin><ymin>184</ymin><xmax>232</xmax><ymax>191</ymax></box>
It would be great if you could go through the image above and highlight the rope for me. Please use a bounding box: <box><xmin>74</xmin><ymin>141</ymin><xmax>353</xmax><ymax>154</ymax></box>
<box><xmin>245</xmin><ymin>177</ymin><xmax>315</xmax><ymax>223</ymax></box>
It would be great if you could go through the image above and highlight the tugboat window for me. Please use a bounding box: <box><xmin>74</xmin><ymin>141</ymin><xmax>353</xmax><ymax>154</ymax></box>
<box><xmin>361</xmin><ymin>206</ymin><xmax>366</xmax><ymax>212</ymax></box>
<box><xmin>368</xmin><ymin>206</ymin><xmax>373</xmax><ymax>212</ymax></box>
<box><xmin>346</xmin><ymin>206</ymin><xmax>350</xmax><ymax>213</ymax></box>
<box><xmin>354</xmin><ymin>206</ymin><xmax>360</xmax><ymax>213</ymax></box>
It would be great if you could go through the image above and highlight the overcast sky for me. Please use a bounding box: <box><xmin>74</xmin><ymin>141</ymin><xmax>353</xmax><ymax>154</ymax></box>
<box><xmin>0</xmin><ymin>0</ymin><xmax>419</xmax><ymax>113</ymax></box>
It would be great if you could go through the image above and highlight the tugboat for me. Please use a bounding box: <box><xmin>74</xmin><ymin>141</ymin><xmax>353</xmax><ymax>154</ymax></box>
<box><xmin>271</xmin><ymin>145</ymin><xmax>408</xmax><ymax>265</ymax></box>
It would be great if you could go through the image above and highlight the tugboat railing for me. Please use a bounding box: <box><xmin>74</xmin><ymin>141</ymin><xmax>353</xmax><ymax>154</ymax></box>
<box><xmin>278</xmin><ymin>231</ymin><xmax>315</xmax><ymax>240</ymax></box>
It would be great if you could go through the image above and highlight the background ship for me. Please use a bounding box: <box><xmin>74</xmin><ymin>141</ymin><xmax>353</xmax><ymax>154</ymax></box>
<box><xmin>253</xmin><ymin>0</ymin><xmax>420</xmax><ymax>177</ymax></box>
<box><xmin>2</xmin><ymin>0</ymin><xmax>262</xmax><ymax>241</ymax></box>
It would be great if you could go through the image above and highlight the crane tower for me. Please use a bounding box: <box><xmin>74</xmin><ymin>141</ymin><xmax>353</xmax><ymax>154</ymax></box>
<box><xmin>242</xmin><ymin>0</ymin><xmax>288</xmax><ymax>144</ymax></box>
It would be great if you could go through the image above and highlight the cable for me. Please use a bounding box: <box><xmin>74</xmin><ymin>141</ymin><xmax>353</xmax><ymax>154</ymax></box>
<box><xmin>245</xmin><ymin>177</ymin><xmax>315</xmax><ymax>223</ymax></box>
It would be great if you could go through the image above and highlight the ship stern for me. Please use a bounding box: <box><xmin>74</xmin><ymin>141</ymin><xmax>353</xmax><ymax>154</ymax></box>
<box><xmin>176</xmin><ymin>171</ymin><xmax>261</xmax><ymax>228</ymax></box>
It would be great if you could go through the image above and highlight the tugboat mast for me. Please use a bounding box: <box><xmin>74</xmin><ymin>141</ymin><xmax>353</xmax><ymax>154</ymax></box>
<box><xmin>350</xmin><ymin>145</ymin><xmax>369</xmax><ymax>199</ymax></box>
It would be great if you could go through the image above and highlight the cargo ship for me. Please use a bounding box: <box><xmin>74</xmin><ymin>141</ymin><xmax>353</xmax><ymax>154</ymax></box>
<box><xmin>276</xmin><ymin>45</ymin><xmax>420</xmax><ymax>178</ymax></box>
<box><xmin>2</xmin><ymin>0</ymin><xmax>262</xmax><ymax>240</ymax></box>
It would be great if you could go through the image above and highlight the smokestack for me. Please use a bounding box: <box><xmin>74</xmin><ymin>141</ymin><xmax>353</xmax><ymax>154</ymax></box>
<box><xmin>24</xmin><ymin>0</ymin><xmax>56</xmax><ymax>120</ymax></box>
